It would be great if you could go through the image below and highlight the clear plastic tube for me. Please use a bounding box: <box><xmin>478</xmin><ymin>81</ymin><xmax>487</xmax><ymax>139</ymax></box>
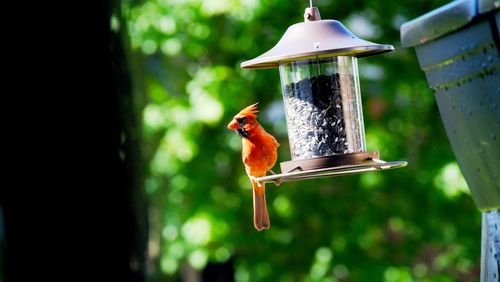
<box><xmin>279</xmin><ymin>56</ymin><xmax>366</xmax><ymax>160</ymax></box>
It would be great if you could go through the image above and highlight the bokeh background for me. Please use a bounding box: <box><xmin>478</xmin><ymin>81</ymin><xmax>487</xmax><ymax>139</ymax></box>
<box><xmin>120</xmin><ymin>0</ymin><xmax>481</xmax><ymax>281</ymax></box>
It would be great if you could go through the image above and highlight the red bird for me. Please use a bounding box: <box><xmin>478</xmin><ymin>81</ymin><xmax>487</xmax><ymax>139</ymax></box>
<box><xmin>227</xmin><ymin>103</ymin><xmax>279</xmax><ymax>231</ymax></box>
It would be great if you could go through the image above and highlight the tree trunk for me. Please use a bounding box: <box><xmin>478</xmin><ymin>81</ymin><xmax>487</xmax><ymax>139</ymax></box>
<box><xmin>2</xmin><ymin>1</ymin><xmax>147</xmax><ymax>281</ymax></box>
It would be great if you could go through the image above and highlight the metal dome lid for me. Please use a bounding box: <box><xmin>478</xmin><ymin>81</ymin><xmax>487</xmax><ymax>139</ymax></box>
<box><xmin>241</xmin><ymin>7</ymin><xmax>394</xmax><ymax>69</ymax></box>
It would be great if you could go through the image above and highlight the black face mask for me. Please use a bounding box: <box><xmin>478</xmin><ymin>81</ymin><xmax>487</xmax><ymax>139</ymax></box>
<box><xmin>236</xmin><ymin>117</ymin><xmax>249</xmax><ymax>138</ymax></box>
<box><xmin>237</xmin><ymin>127</ymin><xmax>249</xmax><ymax>138</ymax></box>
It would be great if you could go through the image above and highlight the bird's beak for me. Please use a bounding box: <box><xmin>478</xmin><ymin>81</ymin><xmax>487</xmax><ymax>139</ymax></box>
<box><xmin>227</xmin><ymin>119</ymin><xmax>239</xmax><ymax>130</ymax></box>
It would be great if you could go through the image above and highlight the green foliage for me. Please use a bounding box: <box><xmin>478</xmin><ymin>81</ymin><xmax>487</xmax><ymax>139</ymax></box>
<box><xmin>124</xmin><ymin>0</ymin><xmax>480</xmax><ymax>281</ymax></box>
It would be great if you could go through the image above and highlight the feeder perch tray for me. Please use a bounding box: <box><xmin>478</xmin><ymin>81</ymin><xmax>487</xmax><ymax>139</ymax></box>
<box><xmin>256</xmin><ymin>152</ymin><xmax>408</xmax><ymax>184</ymax></box>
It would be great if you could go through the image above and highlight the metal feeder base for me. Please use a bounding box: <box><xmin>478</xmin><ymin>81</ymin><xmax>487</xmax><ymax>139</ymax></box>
<box><xmin>255</xmin><ymin>151</ymin><xmax>407</xmax><ymax>184</ymax></box>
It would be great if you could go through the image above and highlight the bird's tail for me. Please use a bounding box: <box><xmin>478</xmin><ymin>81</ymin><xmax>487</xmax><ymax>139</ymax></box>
<box><xmin>252</xmin><ymin>180</ymin><xmax>270</xmax><ymax>231</ymax></box>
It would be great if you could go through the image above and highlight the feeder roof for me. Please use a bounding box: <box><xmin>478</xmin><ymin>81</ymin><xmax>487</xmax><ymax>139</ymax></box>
<box><xmin>241</xmin><ymin>8</ymin><xmax>394</xmax><ymax>69</ymax></box>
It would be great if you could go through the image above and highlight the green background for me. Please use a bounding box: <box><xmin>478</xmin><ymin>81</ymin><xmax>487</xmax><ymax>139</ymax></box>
<box><xmin>120</xmin><ymin>0</ymin><xmax>481</xmax><ymax>281</ymax></box>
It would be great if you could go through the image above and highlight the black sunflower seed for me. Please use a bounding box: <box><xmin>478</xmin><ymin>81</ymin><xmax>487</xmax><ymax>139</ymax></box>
<box><xmin>283</xmin><ymin>74</ymin><xmax>348</xmax><ymax>159</ymax></box>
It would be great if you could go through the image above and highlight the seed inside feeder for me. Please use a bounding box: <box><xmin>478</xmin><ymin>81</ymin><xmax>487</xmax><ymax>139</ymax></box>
<box><xmin>279</xmin><ymin>57</ymin><xmax>366</xmax><ymax>160</ymax></box>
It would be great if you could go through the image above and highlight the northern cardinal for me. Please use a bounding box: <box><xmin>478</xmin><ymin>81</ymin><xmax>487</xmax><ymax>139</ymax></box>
<box><xmin>227</xmin><ymin>103</ymin><xmax>279</xmax><ymax>231</ymax></box>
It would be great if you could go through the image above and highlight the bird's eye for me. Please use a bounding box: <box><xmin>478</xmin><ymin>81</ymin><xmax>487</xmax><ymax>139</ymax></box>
<box><xmin>236</xmin><ymin>117</ymin><xmax>246</xmax><ymax>124</ymax></box>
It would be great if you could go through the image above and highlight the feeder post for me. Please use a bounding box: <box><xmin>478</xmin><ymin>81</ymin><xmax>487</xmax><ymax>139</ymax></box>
<box><xmin>481</xmin><ymin>211</ymin><xmax>500</xmax><ymax>282</ymax></box>
<box><xmin>401</xmin><ymin>0</ymin><xmax>500</xmax><ymax>280</ymax></box>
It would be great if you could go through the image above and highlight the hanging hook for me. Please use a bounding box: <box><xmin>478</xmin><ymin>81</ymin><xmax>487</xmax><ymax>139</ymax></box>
<box><xmin>304</xmin><ymin>1</ymin><xmax>321</xmax><ymax>21</ymax></box>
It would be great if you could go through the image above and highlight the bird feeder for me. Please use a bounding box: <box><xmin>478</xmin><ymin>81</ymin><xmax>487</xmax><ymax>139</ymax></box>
<box><xmin>241</xmin><ymin>4</ymin><xmax>407</xmax><ymax>183</ymax></box>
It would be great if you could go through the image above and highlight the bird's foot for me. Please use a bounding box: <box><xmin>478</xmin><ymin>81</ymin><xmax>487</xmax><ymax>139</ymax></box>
<box><xmin>250</xmin><ymin>176</ymin><xmax>263</xmax><ymax>187</ymax></box>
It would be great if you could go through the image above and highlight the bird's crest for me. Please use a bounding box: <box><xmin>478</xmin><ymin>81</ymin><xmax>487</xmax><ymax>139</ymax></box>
<box><xmin>238</xmin><ymin>103</ymin><xmax>259</xmax><ymax>118</ymax></box>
